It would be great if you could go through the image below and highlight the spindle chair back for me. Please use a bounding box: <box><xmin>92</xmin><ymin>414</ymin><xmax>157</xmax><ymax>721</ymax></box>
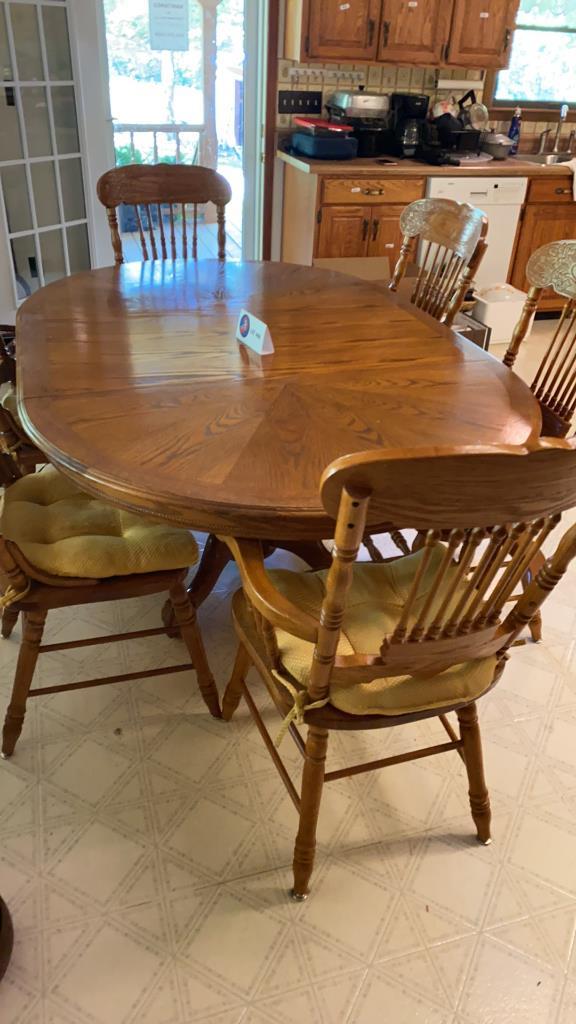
<box><xmin>97</xmin><ymin>163</ymin><xmax>232</xmax><ymax>265</ymax></box>
<box><xmin>389</xmin><ymin>198</ymin><xmax>488</xmax><ymax>327</ymax></box>
<box><xmin>504</xmin><ymin>240</ymin><xmax>576</xmax><ymax>438</ymax></box>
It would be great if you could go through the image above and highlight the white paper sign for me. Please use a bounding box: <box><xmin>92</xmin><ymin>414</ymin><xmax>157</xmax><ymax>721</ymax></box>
<box><xmin>149</xmin><ymin>0</ymin><xmax>189</xmax><ymax>52</ymax></box>
<box><xmin>236</xmin><ymin>310</ymin><xmax>274</xmax><ymax>354</ymax></box>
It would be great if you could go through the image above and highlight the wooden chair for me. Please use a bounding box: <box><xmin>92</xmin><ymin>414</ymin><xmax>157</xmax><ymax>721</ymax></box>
<box><xmin>0</xmin><ymin>325</ymin><xmax>44</xmax><ymax>476</ymax></box>
<box><xmin>97</xmin><ymin>164</ymin><xmax>233</xmax><ymax>264</ymax></box>
<box><xmin>501</xmin><ymin>239</ymin><xmax>576</xmax><ymax>642</ymax></box>
<box><xmin>389</xmin><ymin>198</ymin><xmax>488</xmax><ymax>327</ymax></box>
<box><xmin>503</xmin><ymin>240</ymin><xmax>576</xmax><ymax>437</ymax></box>
<box><xmin>220</xmin><ymin>439</ymin><xmax>576</xmax><ymax>899</ymax></box>
<box><xmin>0</xmin><ymin>464</ymin><xmax>220</xmax><ymax>758</ymax></box>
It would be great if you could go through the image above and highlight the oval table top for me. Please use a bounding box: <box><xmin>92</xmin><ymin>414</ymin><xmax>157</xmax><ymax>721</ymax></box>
<box><xmin>17</xmin><ymin>259</ymin><xmax>541</xmax><ymax>540</ymax></box>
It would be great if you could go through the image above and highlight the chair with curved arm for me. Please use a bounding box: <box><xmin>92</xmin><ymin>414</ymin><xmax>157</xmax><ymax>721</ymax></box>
<box><xmin>220</xmin><ymin>438</ymin><xmax>576</xmax><ymax>899</ymax></box>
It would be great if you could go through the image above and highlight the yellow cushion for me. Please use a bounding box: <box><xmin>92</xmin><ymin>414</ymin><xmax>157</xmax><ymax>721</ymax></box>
<box><xmin>269</xmin><ymin>546</ymin><xmax>497</xmax><ymax>717</ymax></box>
<box><xmin>1</xmin><ymin>466</ymin><xmax>198</xmax><ymax>579</ymax></box>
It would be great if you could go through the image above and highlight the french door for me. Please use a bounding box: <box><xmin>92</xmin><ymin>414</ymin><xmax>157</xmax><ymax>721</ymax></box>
<box><xmin>0</xmin><ymin>0</ymin><xmax>91</xmax><ymax>318</ymax></box>
<box><xmin>0</xmin><ymin>0</ymin><xmax>266</xmax><ymax>321</ymax></box>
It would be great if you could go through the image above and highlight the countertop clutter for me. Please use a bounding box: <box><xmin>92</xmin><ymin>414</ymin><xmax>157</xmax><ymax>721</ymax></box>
<box><xmin>278</xmin><ymin>149</ymin><xmax>574</xmax><ymax>179</ymax></box>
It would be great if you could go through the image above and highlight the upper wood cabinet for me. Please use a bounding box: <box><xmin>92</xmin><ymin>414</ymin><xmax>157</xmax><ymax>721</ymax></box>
<box><xmin>447</xmin><ymin>0</ymin><xmax>520</xmax><ymax>69</ymax></box>
<box><xmin>307</xmin><ymin>0</ymin><xmax>382</xmax><ymax>61</ymax></box>
<box><xmin>285</xmin><ymin>0</ymin><xmax>520</xmax><ymax>68</ymax></box>
<box><xmin>377</xmin><ymin>0</ymin><xmax>451</xmax><ymax>65</ymax></box>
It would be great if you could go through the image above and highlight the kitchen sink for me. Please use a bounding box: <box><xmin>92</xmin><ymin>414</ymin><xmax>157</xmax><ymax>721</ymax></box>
<box><xmin>522</xmin><ymin>152</ymin><xmax>574</xmax><ymax>165</ymax></box>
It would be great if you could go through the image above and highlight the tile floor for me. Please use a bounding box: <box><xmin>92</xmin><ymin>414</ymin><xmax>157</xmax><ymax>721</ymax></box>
<box><xmin>3</xmin><ymin>321</ymin><xmax>576</xmax><ymax>1023</ymax></box>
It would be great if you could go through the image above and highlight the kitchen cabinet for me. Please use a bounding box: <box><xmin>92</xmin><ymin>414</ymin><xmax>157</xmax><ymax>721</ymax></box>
<box><xmin>510</xmin><ymin>202</ymin><xmax>576</xmax><ymax>311</ymax></box>
<box><xmin>307</xmin><ymin>0</ymin><xmax>381</xmax><ymax>61</ymax></box>
<box><xmin>447</xmin><ymin>0</ymin><xmax>520</xmax><ymax>69</ymax></box>
<box><xmin>284</xmin><ymin>0</ymin><xmax>519</xmax><ymax>68</ymax></box>
<box><xmin>316</xmin><ymin>203</ymin><xmax>405</xmax><ymax>264</ymax></box>
<box><xmin>366</xmin><ymin>204</ymin><xmax>404</xmax><ymax>260</ymax></box>
<box><xmin>280</xmin><ymin>163</ymin><xmax>425</xmax><ymax>266</ymax></box>
<box><xmin>377</xmin><ymin>0</ymin><xmax>451</xmax><ymax>65</ymax></box>
<box><xmin>316</xmin><ymin>206</ymin><xmax>371</xmax><ymax>258</ymax></box>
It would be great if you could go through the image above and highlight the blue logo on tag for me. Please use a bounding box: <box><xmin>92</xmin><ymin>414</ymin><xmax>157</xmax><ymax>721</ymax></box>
<box><xmin>239</xmin><ymin>313</ymin><xmax>250</xmax><ymax>338</ymax></box>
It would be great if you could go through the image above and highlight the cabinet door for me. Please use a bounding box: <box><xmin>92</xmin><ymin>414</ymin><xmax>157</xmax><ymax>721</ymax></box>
<box><xmin>366</xmin><ymin>205</ymin><xmax>404</xmax><ymax>270</ymax></box>
<box><xmin>511</xmin><ymin>204</ymin><xmax>576</xmax><ymax>307</ymax></box>
<box><xmin>447</xmin><ymin>0</ymin><xmax>519</xmax><ymax>68</ymax></box>
<box><xmin>307</xmin><ymin>0</ymin><xmax>381</xmax><ymax>60</ymax></box>
<box><xmin>316</xmin><ymin>206</ymin><xmax>369</xmax><ymax>258</ymax></box>
<box><xmin>377</xmin><ymin>0</ymin><xmax>452</xmax><ymax>64</ymax></box>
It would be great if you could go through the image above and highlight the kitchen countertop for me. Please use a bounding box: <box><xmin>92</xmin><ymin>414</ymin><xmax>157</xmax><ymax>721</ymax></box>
<box><xmin>277</xmin><ymin>148</ymin><xmax>573</xmax><ymax>178</ymax></box>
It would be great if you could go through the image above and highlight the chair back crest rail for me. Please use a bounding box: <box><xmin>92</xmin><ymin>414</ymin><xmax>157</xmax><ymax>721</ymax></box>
<box><xmin>504</xmin><ymin>241</ymin><xmax>576</xmax><ymax>437</ymax></box>
<box><xmin>389</xmin><ymin>199</ymin><xmax>488</xmax><ymax>327</ymax></box>
<box><xmin>97</xmin><ymin>164</ymin><xmax>232</xmax><ymax>265</ymax></box>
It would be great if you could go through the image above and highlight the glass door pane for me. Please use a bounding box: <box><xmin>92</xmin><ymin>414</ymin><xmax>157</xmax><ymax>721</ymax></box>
<box><xmin>0</xmin><ymin>1</ymin><xmax>91</xmax><ymax>305</ymax></box>
<box><xmin>103</xmin><ymin>0</ymin><xmax>244</xmax><ymax>260</ymax></box>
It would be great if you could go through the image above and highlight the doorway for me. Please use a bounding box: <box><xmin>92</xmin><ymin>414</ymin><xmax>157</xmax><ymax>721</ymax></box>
<box><xmin>100</xmin><ymin>0</ymin><xmax>252</xmax><ymax>260</ymax></box>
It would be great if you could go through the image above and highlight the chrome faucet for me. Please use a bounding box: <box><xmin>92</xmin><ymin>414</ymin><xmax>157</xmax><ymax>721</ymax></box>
<box><xmin>552</xmin><ymin>103</ymin><xmax>569</xmax><ymax>154</ymax></box>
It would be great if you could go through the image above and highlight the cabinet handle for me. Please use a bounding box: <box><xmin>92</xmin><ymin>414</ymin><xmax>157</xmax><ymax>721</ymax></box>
<box><xmin>503</xmin><ymin>27</ymin><xmax>511</xmax><ymax>51</ymax></box>
<box><xmin>555</xmin><ymin>187</ymin><xmax>571</xmax><ymax>194</ymax></box>
<box><xmin>361</xmin><ymin>187</ymin><xmax>384</xmax><ymax>195</ymax></box>
<box><xmin>362</xmin><ymin>218</ymin><xmax>369</xmax><ymax>241</ymax></box>
<box><xmin>381</xmin><ymin>20</ymin><xmax>390</xmax><ymax>48</ymax></box>
<box><xmin>372</xmin><ymin>219</ymin><xmax>379</xmax><ymax>242</ymax></box>
<box><xmin>367</xmin><ymin>18</ymin><xmax>375</xmax><ymax>46</ymax></box>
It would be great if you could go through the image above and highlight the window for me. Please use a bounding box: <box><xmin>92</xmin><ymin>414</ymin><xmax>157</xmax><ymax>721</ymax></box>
<box><xmin>493</xmin><ymin>0</ymin><xmax>576</xmax><ymax>106</ymax></box>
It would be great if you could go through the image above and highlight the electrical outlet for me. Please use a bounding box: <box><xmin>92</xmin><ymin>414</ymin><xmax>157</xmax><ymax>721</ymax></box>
<box><xmin>278</xmin><ymin>90</ymin><xmax>323</xmax><ymax>115</ymax></box>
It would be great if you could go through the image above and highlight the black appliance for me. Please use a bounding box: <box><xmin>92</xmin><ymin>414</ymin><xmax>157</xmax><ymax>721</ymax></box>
<box><xmin>381</xmin><ymin>93</ymin><xmax>429</xmax><ymax>157</ymax></box>
<box><xmin>325</xmin><ymin>88</ymin><xmax>391</xmax><ymax>157</ymax></box>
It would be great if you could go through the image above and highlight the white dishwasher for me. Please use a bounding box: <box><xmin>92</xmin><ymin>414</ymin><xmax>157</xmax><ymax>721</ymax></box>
<box><xmin>426</xmin><ymin>177</ymin><xmax>528</xmax><ymax>289</ymax></box>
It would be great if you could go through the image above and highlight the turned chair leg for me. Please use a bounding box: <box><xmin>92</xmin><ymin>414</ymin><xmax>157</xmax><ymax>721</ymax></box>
<box><xmin>169</xmin><ymin>581</ymin><xmax>221</xmax><ymax>718</ymax></box>
<box><xmin>222</xmin><ymin>644</ymin><xmax>252</xmax><ymax>721</ymax></box>
<box><xmin>2</xmin><ymin>608</ymin><xmax>46</xmax><ymax>758</ymax></box>
<box><xmin>292</xmin><ymin>726</ymin><xmax>329</xmax><ymax>900</ymax></box>
<box><xmin>1</xmin><ymin>606</ymin><xmax>19</xmax><ymax>639</ymax></box>
<box><xmin>457</xmin><ymin>702</ymin><xmax>491</xmax><ymax>845</ymax></box>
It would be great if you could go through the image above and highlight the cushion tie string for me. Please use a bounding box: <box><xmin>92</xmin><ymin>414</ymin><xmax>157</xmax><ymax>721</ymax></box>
<box><xmin>0</xmin><ymin>581</ymin><xmax>31</xmax><ymax>608</ymax></box>
<box><xmin>274</xmin><ymin>676</ymin><xmax>329</xmax><ymax>747</ymax></box>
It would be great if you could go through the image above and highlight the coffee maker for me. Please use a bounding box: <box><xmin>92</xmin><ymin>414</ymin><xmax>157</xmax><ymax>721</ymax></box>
<box><xmin>384</xmin><ymin>93</ymin><xmax>429</xmax><ymax>157</ymax></box>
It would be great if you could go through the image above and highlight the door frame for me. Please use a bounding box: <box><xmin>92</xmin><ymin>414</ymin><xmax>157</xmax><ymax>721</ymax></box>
<box><xmin>70</xmin><ymin>0</ymin><xmax>267</xmax><ymax>264</ymax></box>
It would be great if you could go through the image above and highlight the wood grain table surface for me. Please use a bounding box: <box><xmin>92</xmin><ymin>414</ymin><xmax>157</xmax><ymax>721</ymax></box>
<box><xmin>16</xmin><ymin>259</ymin><xmax>541</xmax><ymax>540</ymax></box>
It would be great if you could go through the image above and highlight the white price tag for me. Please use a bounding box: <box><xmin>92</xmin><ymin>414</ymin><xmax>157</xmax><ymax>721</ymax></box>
<box><xmin>236</xmin><ymin>310</ymin><xmax>274</xmax><ymax>355</ymax></box>
<box><xmin>339</xmin><ymin>3</ymin><xmax>351</xmax><ymax>9</ymax></box>
<box><xmin>480</xmin><ymin>11</ymin><xmax>490</xmax><ymax>17</ymax></box>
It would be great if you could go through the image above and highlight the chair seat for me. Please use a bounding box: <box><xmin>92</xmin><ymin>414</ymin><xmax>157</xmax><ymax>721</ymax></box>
<box><xmin>269</xmin><ymin>546</ymin><xmax>497</xmax><ymax>717</ymax></box>
<box><xmin>1</xmin><ymin>466</ymin><xmax>198</xmax><ymax>579</ymax></box>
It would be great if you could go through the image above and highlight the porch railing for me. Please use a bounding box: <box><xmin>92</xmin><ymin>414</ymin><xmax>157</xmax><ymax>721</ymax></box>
<box><xmin>113</xmin><ymin>123</ymin><xmax>205</xmax><ymax>166</ymax></box>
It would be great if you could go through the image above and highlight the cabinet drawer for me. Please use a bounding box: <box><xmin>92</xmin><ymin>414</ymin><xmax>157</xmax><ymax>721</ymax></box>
<box><xmin>527</xmin><ymin>178</ymin><xmax>573</xmax><ymax>203</ymax></box>
<box><xmin>321</xmin><ymin>177</ymin><xmax>425</xmax><ymax>205</ymax></box>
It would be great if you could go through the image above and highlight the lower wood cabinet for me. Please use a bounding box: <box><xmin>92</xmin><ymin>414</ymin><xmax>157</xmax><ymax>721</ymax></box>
<box><xmin>510</xmin><ymin>202</ymin><xmax>576</xmax><ymax>311</ymax></box>
<box><xmin>316</xmin><ymin>203</ymin><xmax>405</xmax><ymax>266</ymax></box>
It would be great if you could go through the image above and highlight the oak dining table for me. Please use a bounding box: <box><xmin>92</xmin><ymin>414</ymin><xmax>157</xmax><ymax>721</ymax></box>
<box><xmin>15</xmin><ymin>258</ymin><xmax>541</xmax><ymax>605</ymax></box>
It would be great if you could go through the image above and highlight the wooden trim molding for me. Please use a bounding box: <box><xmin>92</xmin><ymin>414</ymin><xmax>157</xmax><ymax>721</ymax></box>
<box><xmin>263</xmin><ymin>0</ymin><xmax>281</xmax><ymax>261</ymax></box>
